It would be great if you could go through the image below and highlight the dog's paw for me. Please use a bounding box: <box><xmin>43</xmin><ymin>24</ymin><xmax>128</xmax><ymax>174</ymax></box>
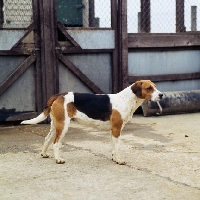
<box><xmin>41</xmin><ymin>153</ymin><xmax>49</xmax><ymax>158</ymax></box>
<box><xmin>112</xmin><ymin>158</ymin><xmax>127</xmax><ymax>165</ymax></box>
<box><xmin>112</xmin><ymin>155</ymin><xmax>127</xmax><ymax>165</ymax></box>
<box><xmin>56</xmin><ymin>159</ymin><xmax>65</xmax><ymax>164</ymax></box>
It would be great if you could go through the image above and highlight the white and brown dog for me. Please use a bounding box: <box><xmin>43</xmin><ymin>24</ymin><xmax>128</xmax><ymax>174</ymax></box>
<box><xmin>21</xmin><ymin>80</ymin><xmax>163</xmax><ymax>165</ymax></box>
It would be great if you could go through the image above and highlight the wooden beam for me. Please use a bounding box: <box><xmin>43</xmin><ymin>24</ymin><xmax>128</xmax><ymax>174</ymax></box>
<box><xmin>128</xmin><ymin>72</ymin><xmax>200</xmax><ymax>83</ymax></box>
<box><xmin>57</xmin><ymin>44</ymin><xmax>113</xmax><ymax>54</ymax></box>
<box><xmin>39</xmin><ymin>0</ymin><xmax>58</xmax><ymax>105</ymax></box>
<box><xmin>32</xmin><ymin>0</ymin><xmax>43</xmax><ymax>112</ymax></box>
<box><xmin>5</xmin><ymin>112</ymin><xmax>38</xmax><ymax>121</ymax></box>
<box><xmin>57</xmin><ymin>21</ymin><xmax>81</xmax><ymax>48</ymax></box>
<box><xmin>128</xmin><ymin>33</ymin><xmax>200</xmax><ymax>48</ymax></box>
<box><xmin>0</xmin><ymin>50</ymin><xmax>32</xmax><ymax>55</ymax></box>
<box><xmin>118</xmin><ymin>0</ymin><xmax>128</xmax><ymax>89</ymax></box>
<box><xmin>0</xmin><ymin>0</ymin><xmax>3</xmax><ymax>28</ymax></box>
<box><xmin>58</xmin><ymin>53</ymin><xmax>104</xmax><ymax>94</ymax></box>
<box><xmin>111</xmin><ymin>0</ymin><xmax>119</xmax><ymax>93</ymax></box>
<box><xmin>0</xmin><ymin>55</ymin><xmax>36</xmax><ymax>96</ymax></box>
<box><xmin>11</xmin><ymin>22</ymin><xmax>35</xmax><ymax>50</ymax></box>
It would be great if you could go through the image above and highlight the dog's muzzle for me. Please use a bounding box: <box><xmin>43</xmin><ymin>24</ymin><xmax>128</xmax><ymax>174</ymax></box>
<box><xmin>158</xmin><ymin>93</ymin><xmax>163</xmax><ymax>100</ymax></box>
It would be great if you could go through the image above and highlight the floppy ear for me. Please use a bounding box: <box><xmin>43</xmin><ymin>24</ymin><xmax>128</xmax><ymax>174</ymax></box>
<box><xmin>131</xmin><ymin>81</ymin><xmax>142</xmax><ymax>98</ymax></box>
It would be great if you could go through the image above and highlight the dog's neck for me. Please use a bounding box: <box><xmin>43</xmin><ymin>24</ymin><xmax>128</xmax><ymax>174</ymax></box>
<box><xmin>116</xmin><ymin>85</ymin><xmax>145</xmax><ymax>118</ymax></box>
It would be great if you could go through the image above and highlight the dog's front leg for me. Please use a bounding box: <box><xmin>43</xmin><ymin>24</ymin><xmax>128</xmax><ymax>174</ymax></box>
<box><xmin>110</xmin><ymin>133</ymin><xmax>126</xmax><ymax>165</ymax></box>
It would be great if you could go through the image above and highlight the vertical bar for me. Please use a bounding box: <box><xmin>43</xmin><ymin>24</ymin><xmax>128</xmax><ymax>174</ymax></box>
<box><xmin>191</xmin><ymin>6</ymin><xmax>197</xmax><ymax>31</ymax></box>
<box><xmin>141</xmin><ymin>0</ymin><xmax>150</xmax><ymax>33</ymax></box>
<box><xmin>32</xmin><ymin>0</ymin><xmax>43</xmax><ymax>112</ymax></box>
<box><xmin>118</xmin><ymin>0</ymin><xmax>128</xmax><ymax>90</ymax></box>
<box><xmin>138</xmin><ymin>12</ymin><xmax>141</xmax><ymax>33</ymax></box>
<box><xmin>89</xmin><ymin>0</ymin><xmax>95</xmax><ymax>27</ymax></box>
<box><xmin>111</xmin><ymin>0</ymin><xmax>119</xmax><ymax>93</ymax></box>
<box><xmin>0</xmin><ymin>0</ymin><xmax>3</xmax><ymax>28</ymax></box>
<box><xmin>39</xmin><ymin>0</ymin><xmax>58</xmax><ymax>107</ymax></box>
<box><xmin>83</xmin><ymin>0</ymin><xmax>89</xmax><ymax>27</ymax></box>
<box><xmin>176</xmin><ymin>0</ymin><xmax>185</xmax><ymax>32</ymax></box>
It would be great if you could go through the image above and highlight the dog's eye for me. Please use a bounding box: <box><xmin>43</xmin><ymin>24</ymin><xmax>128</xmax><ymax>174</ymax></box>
<box><xmin>147</xmin><ymin>86</ymin><xmax>152</xmax><ymax>91</ymax></box>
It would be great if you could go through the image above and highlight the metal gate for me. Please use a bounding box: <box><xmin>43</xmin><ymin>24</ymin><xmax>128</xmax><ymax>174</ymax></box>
<box><xmin>1</xmin><ymin>0</ymin><xmax>200</xmax><ymax>122</ymax></box>
<box><xmin>0</xmin><ymin>0</ymin><xmax>120</xmax><ymax>122</ymax></box>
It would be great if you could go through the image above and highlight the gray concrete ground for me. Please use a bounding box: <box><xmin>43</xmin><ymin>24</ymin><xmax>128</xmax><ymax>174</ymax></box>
<box><xmin>0</xmin><ymin>113</ymin><xmax>200</xmax><ymax>200</ymax></box>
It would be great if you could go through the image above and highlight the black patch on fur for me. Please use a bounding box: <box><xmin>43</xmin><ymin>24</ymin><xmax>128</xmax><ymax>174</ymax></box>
<box><xmin>74</xmin><ymin>93</ymin><xmax>112</xmax><ymax>121</ymax></box>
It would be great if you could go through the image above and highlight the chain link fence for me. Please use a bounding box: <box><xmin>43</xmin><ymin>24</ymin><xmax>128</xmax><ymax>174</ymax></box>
<box><xmin>0</xmin><ymin>0</ymin><xmax>111</xmax><ymax>29</ymax></box>
<box><xmin>128</xmin><ymin>0</ymin><xmax>200</xmax><ymax>33</ymax></box>
<box><xmin>1</xmin><ymin>0</ymin><xmax>33</xmax><ymax>28</ymax></box>
<box><xmin>1</xmin><ymin>0</ymin><xmax>199</xmax><ymax>33</ymax></box>
<box><xmin>57</xmin><ymin>0</ymin><xmax>111</xmax><ymax>28</ymax></box>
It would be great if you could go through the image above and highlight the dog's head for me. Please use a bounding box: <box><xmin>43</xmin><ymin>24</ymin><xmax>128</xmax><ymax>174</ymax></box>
<box><xmin>131</xmin><ymin>80</ymin><xmax>163</xmax><ymax>101</ymax></box>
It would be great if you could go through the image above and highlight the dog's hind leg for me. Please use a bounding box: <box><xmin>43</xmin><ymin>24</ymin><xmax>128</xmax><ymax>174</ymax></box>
<box><xmin>41</xmin><ymin>120</ymin><xmax>56</xmax><ymax>158</ymax></box>
<box><xmin>53</xmin><ymin>118</ymin><xmax>70</xmax><ymax>164</ymax></box>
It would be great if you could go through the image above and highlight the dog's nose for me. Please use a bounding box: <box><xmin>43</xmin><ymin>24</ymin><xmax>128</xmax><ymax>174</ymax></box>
<box><xmin>159</xmin><ymin>93</ymin><xmax>163</xmax><ymax>99</ymax></box>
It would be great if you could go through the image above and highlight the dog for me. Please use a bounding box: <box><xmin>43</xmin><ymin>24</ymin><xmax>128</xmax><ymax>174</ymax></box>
<box><xmin>21</xmin><ymin>80</ymin><xmax>163</xmax><ymax>165</ymax></box>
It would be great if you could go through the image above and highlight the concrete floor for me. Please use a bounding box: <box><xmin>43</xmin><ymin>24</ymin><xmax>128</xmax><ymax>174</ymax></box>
<box><xmin>0</xmin><ymin>113</ymin><xmax>200</xmax><ymax>200</ymax></box>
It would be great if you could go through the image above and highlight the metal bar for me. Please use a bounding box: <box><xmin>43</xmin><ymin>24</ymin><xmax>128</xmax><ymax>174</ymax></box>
<box><xmin>58</xmin><ymin>53</ymin><xmax>104</xmax><ymax>94</ymax></box>
<box><xmin>191</xmin><ymin>6</ymin><xmax>197</xmax><ymax>31</ymax></box>
<box><xmin>138</xmin><ymin>12</ymin><xmax>141</xmax><ymax>33</ymax></box>
<box><xmin>0</xmin><ymin>55</ymin><xmax>36</xmax><ymax>96</ymax></box>
<box><xmin>141</xmin><ymin>0</ymin><xmax>150</xmax><ymax>33</ymax></box>
<box><xmin>176</xmin><ymin>0</ymin><xmax>185</xmax><ymax>32</ymax></box>
<box><xmin>89</xmin><ymin>0</ymin><xmax>95</xmax><ymax>27</ymax></box>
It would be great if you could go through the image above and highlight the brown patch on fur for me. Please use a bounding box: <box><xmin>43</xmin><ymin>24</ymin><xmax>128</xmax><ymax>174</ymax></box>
<box><xmin>131</xmin><ymin>80</ymin><xmax>155</xmax><ymax>100</ymax></box>
<box><xmin>43</xmin><ymin>92</ymin><xmax>68</xmax><ymax>117</ymax></box>
<box><xmin>67</xmin><ymin>102</ymin><xmax>77</xmax><ymax>118</ymax></box>
<box><xmin>110</xmin><ymin>109</ymin><xmax>123</xmax><ymax>138</ymax></box>
<box><xmin>51</xmin><ymin>95</ymin><xmax>65</xmax><ymax>144</ymax></box>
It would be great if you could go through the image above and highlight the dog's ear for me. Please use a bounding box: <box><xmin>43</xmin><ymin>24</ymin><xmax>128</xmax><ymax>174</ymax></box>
<box><xmin>131</xmin><ymin>81</ymin><xmax>142</xmax><ymax>98</ymax></box>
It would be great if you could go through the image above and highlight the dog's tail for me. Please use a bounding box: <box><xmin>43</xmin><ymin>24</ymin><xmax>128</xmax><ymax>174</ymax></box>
<box><xmin>21</xmin><ymin>111</ymin><xmax>49</xmax><ymax>125</ymax></box>
<box><xmin>21</xmin><ymin>93</ymin><xmax>67</xmax><ymax>125</ymax></box>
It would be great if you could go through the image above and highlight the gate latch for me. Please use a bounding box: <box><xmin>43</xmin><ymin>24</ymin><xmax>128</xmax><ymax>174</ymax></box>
<box><xmin>32</xmin><ymin>48</ymin><xmax>41</xmax><ymax>55</ymax></box>
<box><xmin>55</xmin><ymin>46</ymin><xmax>66</xmax><ymax>53</ymax></box>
